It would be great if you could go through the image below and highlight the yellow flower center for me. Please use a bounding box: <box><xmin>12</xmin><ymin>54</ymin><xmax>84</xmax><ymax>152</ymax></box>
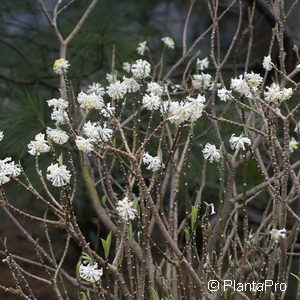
<box><xmin>53</xmin><ymin>58</ymin><xmax>65</xmax><ymax>68</ymax></box>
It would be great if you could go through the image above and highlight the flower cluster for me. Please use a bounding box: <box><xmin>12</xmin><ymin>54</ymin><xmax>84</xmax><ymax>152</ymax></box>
<box><xmin>53</xmin><ymin>58</ymin><xmax>70</xmax><ymax>75</ymax></box>
<box><xmin>107</xmin><ymin>80</ymin><xmax>127</xmax><ymax>100</ymax></box>
<box><xmin>77</xmin><ymin>92</ymin><xmax>104</xmax><ymax>110</ymax></box>
<box><xmin>161</xmin><ymin>37</ymin><xmax>175</xmax><ymax>49</ymax></box>
<box><xmin>163</xmin><ymin>95</ymin><xmax>206</xmax><ymax>125</ymax></box>
<box><xmin>230</xmin><ymin>72</ymin><xmax>263</xmax><ymax>99</ymax></box>
<box><xmin>192</xmin><ymin>73</ymin><xmax>212</xmax><ymax>90</ymax></box>
<box><xmin>142</xmin><ymin>93</ymin><xmax>161</xmax><ymax>111</ymax></box>
<box><xmin>46</xmin><ymin>127</ymin><xmax>69</xmax><ymax>145</ymax></box>
<box><xmin>87</xmin><ymin>82</ymin><xmax>105</xmax><ymax>96</ymax></box>
<box><xmin>264</xmin><ymin>83</ymin><xmax>293</xmax><ymax>103</ymax></box>
<box><xmin>294</xmin><ymin>122</ymin><xmax>300</xmax><ymax>135</ymax></box>
<box><xmin>229</xmin><ymin>134</ymin><xmax>251</xmax><ymax>152</ymax></box>
<box><xmin>28</xmin><ymin>133</ymin><xmax>51</xmax><ymax>156</ymax></box>
<box><xmin>196</xmin><ymin>57</ymin><xmax>209</xmax><ymax>71</ymax></box>
<box><xmin>79</xmin><ymin>263</ymin><xmax>103</xmax><ymax>282</ymax></box>
<box><xmin>217</xmin><ymin>88</ymin><xmax>232</xmax><ymax>102</ymax></box>
<box><xmin>47</xmin><ymin>98</ymin><xmax>69</xmax><ymax>125</ymax></box>
<box><xmin>263</xmin><ymin>55</ymin><xmax>273</xmax><ymax>71</ymax></box>
<box><xmin>131</xmin><ymin>59</ymin><xmax>151</xmax><ymax>79</ymax></box>
<box><xmin>75</xmin><ymin>136</ymin><xmax>95</xmax><ymax>153</ymax></box>
<box><xmin>289</xmin><ymin>137</ymin><xmax>298</xmax><ymax>153</ymax></box>
<box><xmin>270</xmin><ymin>228</ymin><xmax>286</xmax><ymax>242</ymax></box>
<box><xmin>47</xmin><ymin>163</ymin><xmax>71</xmax><ymax>187</ymax></box>
<box><xmin>143</xmin><ymin>152</ymin><xmax>164</xmax><ymax>172</ymax></box>
<box><xmin>83</xmin><ymin>121</ymin><xmax>113</xmax><ymax>143</ymax></box>
<box><xmin>137</xmin><ymin>41</ymin><xmax>148</xmax><ymax>56</ymax></box>
<box><xmin>116</xmin><ymin>197</ymin><xmax>137</xmax><ymax>221</ymax></box>
<box><xmin>202</xmin><ymin>143</ymin><xmax>221</xmax><ymax>163</ymax></box>
<box><xmin>0</xmin><ymin>157</ymin><xmax>21</xmax><ymax>185</ymax></box>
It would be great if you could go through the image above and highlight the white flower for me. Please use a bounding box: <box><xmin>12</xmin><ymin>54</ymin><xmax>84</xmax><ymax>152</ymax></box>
<box><xmin>202</xmin><ymin>143</ymin><xmax>221</xmax><ymax>163</ymax></box>
<box><xmin>98</xmin><ymin>125</ymin><xmax>113</xmax><ymax>143</ymax></box>
<box><xmin>0</xmin><ymin>170</ymin><xmax>10</xmax><ymax>185</ymax></box>
<box><xmin>142</xmin><ymin>94</ymin><xmax>161</xmax><ymax>111</ymax></box>
<box><xmin>87</xmin><ymin>82</ymin><xmax>105</xmax><ymax>96</ymax></box>
<box><xmin>192</xmin><ymin>73</ymin><xmax>212</xmax><ymax>90</ymax></box>
<box><xmin>2</xmin><ymin>158</ymin><xmax>21</xmax><ymax>177</ymax></box>
<box><xmin>184</xmin><ymin>95</ymin><xmax>206</xmax><ymax>122</ymax></box>
<box><xmin>294</xmin><ymin>122</ymin><xmax>300</xmax><ymax>135</ymax></box>
<box><xmin>165</xmin><ymin>95</ymin><xmax>205</xmax><ymax>125</ymax></box>
<box><xmin>122</xmin><ymin>77</ymin><xmax>140</xmax><ymax>93</ymax></box>
<box><xmin>131</xmin><ymin>59</ymin><xmax>151</xmax><ymax>79</ymax></box>
<box><xmin>28</xmin><ymin>133</ymin><xmax>51</xmax><ymax>156</ymax></box>
<box><xmin>53</xmin><ymin>58</ymin><xmax>70</xmax><ymax>75</ymax></box>
<box><xmin>106</xmin><ymin>72</ymin><xmax>118</xmax><ymax>83</ymax></box>
<box><xmin>83</xmin><ymin>121</ymin><xmax>113</xmax><ymax>143</ymax></box>
<box><xmin>0</xmin><ymin>157</ymin><xmax>21</xmax><ymax>185</ymax></box>
<box><xmin>100</xmin><ymin>103</ymin><xmax>115</xmax><ymax>118</ymax></box>
<box><xmin>217</xmin><ymin>88</ymin><xmax>232</xmax><ymax>102</ymax></box>
<box><xmin>289</xmin><ymin>137</ymin><xmax>298</xmax><ymax>153</ymax></box>
<box><xmin>79</xmin><ymin>263</ymin><xmax>103</xmax><ymax>282</ymax></box>
<box><xmin>244</xmin><ymin>71</ymin><xmax>263</xmax><ymax>87</ymax></box>
<box><xmin>166</xmin><ymin>101</ymin><xmax>189</xmax><ymax>125</ymax></box>
<box><xmin>264</xmin><ymin>83</ymin><xmax>281</xmax><ymax>102</ymax></box>
<box><xmin>83</xmin><ymin>121</ymin><xmax>98</xmax><ymax>139</ymax></box>
<box><xmin>270</xmin><ymin>228</ymin><xmax>286</xmax><ymax>241</ymax></box>
<box><xmin>47</xmin><ymin>163</ymin><xmax>71</xmax><ymax>187</ymax></box>
<box><xmin>137</xmin><ymin>41</ymin><xmax>148</xmax><ymax>56</ymax></box>
<box><xmin>46</xmin><ymin>128</ymin><xmax>69</xmax><ymax>145</ymax></box>
<box><xmin>77</xmin><ymin>92</ymin><xmax>104</xmax><ymax>110</ymax></box>
<box><xmin>230</xmin><ymin>75</ymin><xmax>250</xmax><ymax>97</ymax></box>
<box><xmin>116</xmin><ymin>197</ymin><xmax>137</xmax><ymax>221</ymax></box>
<box><xmin>280</xmin><ymin>87</ymin><xmax>293</xmax><ymax>101</ymax></box>
<box><xmin>161</xmin><ymin>37</ymin><xmax>175</xmax><ymax>49</ymax></box>
<box><xmin>123</xmin><ymin>62</ymin><xmax>132</xmax><ymax>73</ymax></box>
<box><xmin>263</xmin><ymin>55</ymin><xmax>273</xmax><ymax>71</ymax></box>
<box><xmin>147</xmin><ymin>82</ymin><xmax>164</xmax><ymax>96</ymax></box>
<box><xmin>0</xmin><ymin>131</ymin><xmax>3</xmax><ymax>141</ymax></box>
<box><xmin>75</xmin><ymin>136</ymin><xmax>94</xmax><ymax>152</ymax></box>
<box><xmin>143</xmin><ymin>152</ymin><xmax>164</xmax><ymax>172</ymax></box>
<box><xmin>51</xmin><ymin>109</ymin><xmax>69</xmax><ymax>125</ymax></box>
<box><xmin>196</xmin><ymin>57</ymin><xmax>209</xmax><ymax>71</ymax></box>
<box><xmin>168</xmin><ymin>83</ymin><xmax>181</xmax><ymax>93</ymax></box>
<box><xmin>229</xmin><ymin>134</ymin><xmax>251</xmax><ymax>151</ymax></box>
<box><xmin>107</xmin><ymin>81</ymin><xmax>127</xmax><ymax>100</ymax></box>
<box><xmin>264</xmin><ymin>83</ymin><xmax>293</xmax><ymax>102</ymax></box>
<box><xmin>47</xmin><ymin>98</ymin><xmax>68</xmax><ymax>110</ymax></box>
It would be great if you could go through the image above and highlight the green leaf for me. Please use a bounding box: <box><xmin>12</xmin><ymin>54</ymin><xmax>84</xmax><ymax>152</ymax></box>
<box><xmin>191</xmin><ymin>206</ymin><xmax>199</xmax><ymax>231</ymax></box>
<box><xmin>189</xmin><ymin>121</ymin><xmax>195</xmax><ymax>134</ymax></box>
<box><xmin>183</xmin><ymin>226</ymin><xmax>190</xmax><ymax>242</ymax></box>
<box><xmin>101</xmin><ymin>195</ymin><xmax>107</xmax><ymax>205</ymax></box>
<box><xmin>291</xmin><ymin>273</ymin><xmax>300</xmax><ymax>282</ymax></box>
<box><xmin>101</xmin><ymin>232</ymin><xmax>112</xmax><ymax>258</ymax></box>
<box><xmin>128</xmin><ymin>223</ymin><xmax>134</xmax><ymax>245</ymax></box>
<box><xmin>150</xmin><ymin>287</ymin><xmax>159</xmax><ymax>300</ymax></box>
<box><xmin>58</xmin><ymin>153</ymin><xmax>64</xmax><ymax>166</ymax></box>
<box><xmin>59</xmin><ymin>88</ymin><xmax>67</xmax><ymax>100</ymax></box>
<box><xmin>80</xmin><ymin>291</ymin><xmax>91</xmax><ymax>300</ymax></box>
<box><xmin>76</xmin><ymin>252</ymin><xmax>93</xmax><ymax>278</ymax></box>
<box><xmin>43</xmin><ymin>209</ymin><xmax>48</xmax><ymax>220</ymax></box>
<box><xmin>132</xmin><ymin>199</ymin><xmax>140</xmax><ymax>216</ymax></box>
<box><xmin>158</xmin><ymin>147</ymin><xmax>163</xmax><ymax>159</ymax></box>
<box><xmin>0</xmin><ymin>237</ymin><xmax>7</xmax><ymax>248</ymax></box>
<box><xmin>75</xmin><ymin>258</ymin><xmax>81</xmax><ymax>278</ymax></box>
<box><xmin>81</xmin><ymin>252</ymin><xmax>93</xmax><ymax>264</ymax></box>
